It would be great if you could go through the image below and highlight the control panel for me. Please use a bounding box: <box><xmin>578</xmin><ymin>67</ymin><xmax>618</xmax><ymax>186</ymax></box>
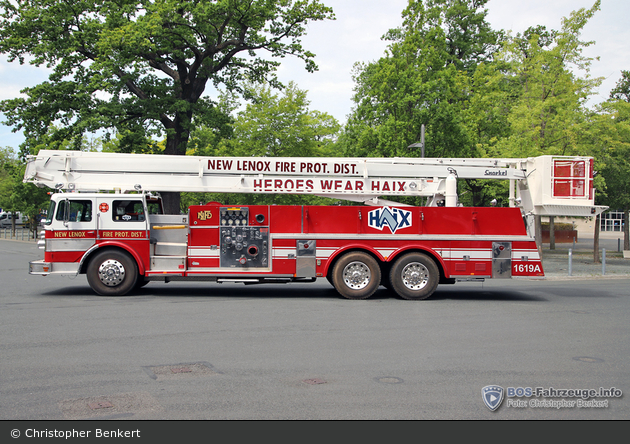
<box><xmin>219</xmin><ymin>207</ymin><xmax>269</xmax><ymax>268</ymax></box>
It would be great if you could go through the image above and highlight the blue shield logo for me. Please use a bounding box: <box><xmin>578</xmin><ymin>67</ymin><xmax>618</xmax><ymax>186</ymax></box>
<box><xmin>482</xmin><ymin>385</ymin><xmax>504</xmax><ymax>411</ymax></box>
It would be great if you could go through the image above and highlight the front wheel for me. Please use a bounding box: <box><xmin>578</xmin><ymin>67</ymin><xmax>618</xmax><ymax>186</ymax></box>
<box><xmin>331</xmin><ymin>252</ymin><xmax>381</xmax><ymax>300</ymax></box>
<box><xmin>389</xmin><ymin>252</ymin><xmax>439</xmax><ymax>300</ymax></box>
<box><xmin>86</xmin><ymin>250</ymin><xmax>138</xmax><ymax>296</ymax></box>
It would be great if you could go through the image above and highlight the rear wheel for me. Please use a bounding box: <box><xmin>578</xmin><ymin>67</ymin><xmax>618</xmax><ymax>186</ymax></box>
<box><xmin>389</xmin><ymin>252</ymin><xmax>439</xmax><ymax>300</ymax></box>
<box><xmin>331</xmin><ymin>252</ymin><xmax>381</xmax><ymax>300</ymax></box>
<box><xmin>87</xmin><ymin>250</ymin><xmax>138</xmax><ymax>296</ymax></box>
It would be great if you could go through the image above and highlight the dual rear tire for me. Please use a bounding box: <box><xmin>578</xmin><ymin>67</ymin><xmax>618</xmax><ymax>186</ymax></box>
<box><xmin>388</xmin><ymin>252</ymin><xmax>439</xmax><ymax>300</ymax></box>
<box><xmin>331</xmin><ymin>252</ymin><xmax>381</xmax><ymax>300</ymax></box>
<box><xmin>331</xmin><ymin>251</ymin><xmax>439</xmax><ymax>300</ymax></box>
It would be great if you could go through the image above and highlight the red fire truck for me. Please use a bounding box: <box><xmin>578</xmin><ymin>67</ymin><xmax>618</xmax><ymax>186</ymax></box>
<box><xmin>24</xmin><ymin>150</ymin><xmax>605</xmax><ymax>300</ymax></box>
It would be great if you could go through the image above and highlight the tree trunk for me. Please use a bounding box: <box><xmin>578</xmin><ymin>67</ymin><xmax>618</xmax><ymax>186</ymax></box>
<box><xmin>465</xmin><ymin>179</ymin><xmax>485</xmax><ymax>207</ymax></box>
<box><xmin>161</xmin><ymin>192</ymin><xmax>181</xmax><ymax>215</ymax></box>
<box><xmin>160</xmin><ymin>113</ymin><xmax>192</xmax><ymax>215</ymax></box>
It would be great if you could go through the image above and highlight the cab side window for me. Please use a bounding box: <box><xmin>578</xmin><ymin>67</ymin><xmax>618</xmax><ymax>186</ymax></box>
<box><xmin>55</xmin><ymin>200</ymin><xmax>93</xmax><ymax>222</ymax></box>
<box><xmin>112</xmin><ymin>200</ymin><xmax>145</xmax><ymax>222</ymax></box>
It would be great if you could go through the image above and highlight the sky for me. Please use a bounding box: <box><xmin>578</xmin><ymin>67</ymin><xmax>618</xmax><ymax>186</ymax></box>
<box><xmin>1</xmin><ymin>0</ymin><xmax>628</xmax><ymax>150</ymax></box>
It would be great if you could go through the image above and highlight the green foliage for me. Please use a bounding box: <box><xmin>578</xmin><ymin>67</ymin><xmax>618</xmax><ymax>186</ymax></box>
<box><xmin>590</xmin><ymin>74</ymin><xmax>630</xmax><ymax>249</ymax></box>
<box><xmin>0</xmin><ymin>0</ymin><xmax>334</xmax><ymax>158</ymax></box>
<box><xmin>340</xmin><ymin>0</ymin><xmax>505</xmax><ymax>205</ymax></box>
<box><xmin>0</xmin><ymin>0</ymin><xmax>334</xmax><ymax>213</ymax></box>
<box><xmin>342</xmin><ymin>0</ymin><xmax>609</xmax><ymax>207</ymax></box>
<box><xmin>490</xmin><ymin>2</ymin><xmax>603</xmax><ymax>158</ymax></box>
<box><xmin>183</xmin><ymin>81</ymin><xmax>342</xmax><ymax>208</ymax></box>
<box><xmin>1</xmin><ymin>0</ymin><xmax>624</xmax><ymax>218</ymax></box>
<box><xmin>0</xmin><ymin>147</ymin><xmax>50</xmax><ymax>233</ymax></box>
<box><xmin>541</xmin><ymin>222</ymin><xmax>575</xmax><ymax>231</ymax></box>
<box><xmin>180</xmin><ymin>191</ymin><xmax>340</xmax><ymax>210</ymax></box>
<box><xmin>594</xmin><ymin>82</ymin><xmax>630</xmax><ymax>211</ymax></box>
<box><xmin>218</xmin><ymin>82</ymin><xmax>340</xmax><ymax>158</ymax></box>
<box><xmin>341</xmin><ymin>0</ymin><xmax>500</xmax><ymax>161</ymax></box>
<box><xmin>610</xmin><ymin>70</ymin><xmax>630</xmax><ymax>102</ymax></box>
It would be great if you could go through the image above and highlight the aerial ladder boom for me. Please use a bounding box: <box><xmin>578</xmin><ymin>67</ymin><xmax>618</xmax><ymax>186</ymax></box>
<box><xmin>24</xmin><ymin>150</ymin><xmax>606</xmax><ymax>217</ymax></box>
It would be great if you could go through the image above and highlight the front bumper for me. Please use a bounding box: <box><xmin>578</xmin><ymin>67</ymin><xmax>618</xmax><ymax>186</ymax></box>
<box><xmin>29</xmin><ymin>260</ymin><xmax>80</xmax><ymax>276</ymax></box>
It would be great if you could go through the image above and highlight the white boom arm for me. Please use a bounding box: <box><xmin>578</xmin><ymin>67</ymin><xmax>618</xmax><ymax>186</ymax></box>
<box><xmin>24</xmin><ymin>150</ymin><xmax>606</xmax><ymax>217</ymax></box>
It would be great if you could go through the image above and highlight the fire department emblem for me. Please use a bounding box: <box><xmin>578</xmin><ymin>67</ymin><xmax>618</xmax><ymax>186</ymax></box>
<box><xmin>99</xmin><ymin>203</ymin><xmax>109</xmax><ymax>213</ymax></box>
<box><xmin>368</xmin><ymin>206</ymin><xmax>412</xmax><ymax>234</ymax></box>
<box><xmin>482</xmin><ymin>385</ymin><xmax>504</xmax><ymax>411</ymax></box>
<box><xmin>197</xmin><ymin>210</ymin><xmax>212</xmax><ymax>221</ymax></box>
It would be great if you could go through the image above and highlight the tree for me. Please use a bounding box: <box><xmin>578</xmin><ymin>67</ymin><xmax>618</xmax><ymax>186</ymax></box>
<box><xmin>485</xmin><ymin>2</ymin><xmax>604</xmax><ymax>255</ymax></box>
<box><xmin>458</xmin><ymin>1</ymin><xmax>603</xmax><ymax>212</ymax></box>
<box><xmin>610</xmin><ymin>70</ymin><xmax>630</xmax><ymax>102</ymax></box>
<box><xmin>0</xmin><ymin>148</ymin><xmax>50</xmax><ymax>235</ymax></box>
<box><xmin>182</xmin><ymin>81</ymin><xmax>341</xmax><ymax>207</ymax></box>
<box><xmin>339</xmin><ymin>0</ymin><xmax>501</xmax><ymax>206</ymax></box>
<box><xmin>0</xmin><ymin>0</ymin><xmax>334</xmax><ymax>213</ymax></box>
<box><xmin>222</xmin><ymin>81</ymin><xmax>340</xmax><ymax>158</ymax></box>
<box><xmin>594</xmin><ymin>71</ymin><xmax>630</xmax><ymax>250</ymax></box>
<box><xmin>342</xmin><ymin>0</ymin><xmax>500</xmax><ymax>158</ymax></box>
<box><xmin>491</xmin><ymin>2</ymin><xmax>603</xmax><ymax>158</ymax></box>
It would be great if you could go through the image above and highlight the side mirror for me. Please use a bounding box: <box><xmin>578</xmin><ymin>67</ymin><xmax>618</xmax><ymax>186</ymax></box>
<box><xmin>63</xmin><ymin>199</ymin><xmax>70</xmax><ymax>227</ymax></box>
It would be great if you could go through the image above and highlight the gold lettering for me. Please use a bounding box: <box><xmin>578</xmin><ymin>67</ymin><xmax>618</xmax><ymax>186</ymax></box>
<box><xmin>197</xmin><ymin>210</ymin><xmax>212</xmax><ymax>221</ymax></box>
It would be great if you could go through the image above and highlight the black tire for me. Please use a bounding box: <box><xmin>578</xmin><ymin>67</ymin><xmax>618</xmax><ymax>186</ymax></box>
<box><xmin>389</xmin><ymin>252</ymin><xmax>439</xmax><ymax>300</ymax></box>
<box><xmin>331</xmin><ymin>251</ymin><xmax>381</xmax><ymax>300</ymax></box>
<box><xmin>325</xmin><ymin>273</ymin><xmax>334</xmax><ymax>287</ymax></box>
<box><xmin>86</xmin><ymin>249</ymin><xmax>138</xmax><ymax>296</ymax></box>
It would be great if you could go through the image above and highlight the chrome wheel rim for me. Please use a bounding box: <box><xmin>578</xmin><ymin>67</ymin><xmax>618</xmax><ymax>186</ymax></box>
<box><xmin>401</xmin><ymin>262</ymin><xmax>429</xmax><ymax>290</ymax></box>
<box><xmin>98</xmin><ymin>259</ymin><xmax>126</xmax><ymax>287</ymax></box>
<box><xmin>342</xmin><ymin>261</ymin><xmax>371</xmax><ymax>290</ymax></box>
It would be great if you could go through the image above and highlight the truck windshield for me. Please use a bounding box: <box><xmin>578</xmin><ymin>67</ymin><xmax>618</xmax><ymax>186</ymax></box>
<box><xmin>45</xmin><ymin>201</ymin><xmax>55</xmax><ymax>225</ymax></box>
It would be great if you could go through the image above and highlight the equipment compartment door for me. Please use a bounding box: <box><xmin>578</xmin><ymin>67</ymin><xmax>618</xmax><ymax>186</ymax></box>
<box><xmin>296</xmin><ymin>240</ymin><xmax>316</xmax><ymax>278</ymax></box>
<box><xmin>492</xmin><ymin>242</ymin><xmax>512</xmax><ymax>279</ymax></box>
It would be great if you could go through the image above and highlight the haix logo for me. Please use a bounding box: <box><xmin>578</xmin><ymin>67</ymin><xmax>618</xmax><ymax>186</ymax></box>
<box><xmin>368</xmin><ymin>207</ymin><xmax>412</xmax><ymax>233</ymax></box>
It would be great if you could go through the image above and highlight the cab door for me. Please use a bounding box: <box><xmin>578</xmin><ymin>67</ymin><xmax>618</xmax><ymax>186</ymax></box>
<box><xmin>96</xmin><ymin>197</ymin><xmax>150</xmax><ymax>240</ymax></box>
<box><xmin>95</xmin><ymin>197</ymin><xmax>151</xmax><ymax>271</ymax></box>
<box><xmin>48</xmin><ymin>197</ymin><xmax>97</xmax><ymax>262</ymax></box>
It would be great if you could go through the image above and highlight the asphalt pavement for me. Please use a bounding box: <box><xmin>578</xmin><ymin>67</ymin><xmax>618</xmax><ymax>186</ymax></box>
<box><xmin>1</xmin><ymin>238</ymin><xmax>629</xmax><ymax>422</ymax></box>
